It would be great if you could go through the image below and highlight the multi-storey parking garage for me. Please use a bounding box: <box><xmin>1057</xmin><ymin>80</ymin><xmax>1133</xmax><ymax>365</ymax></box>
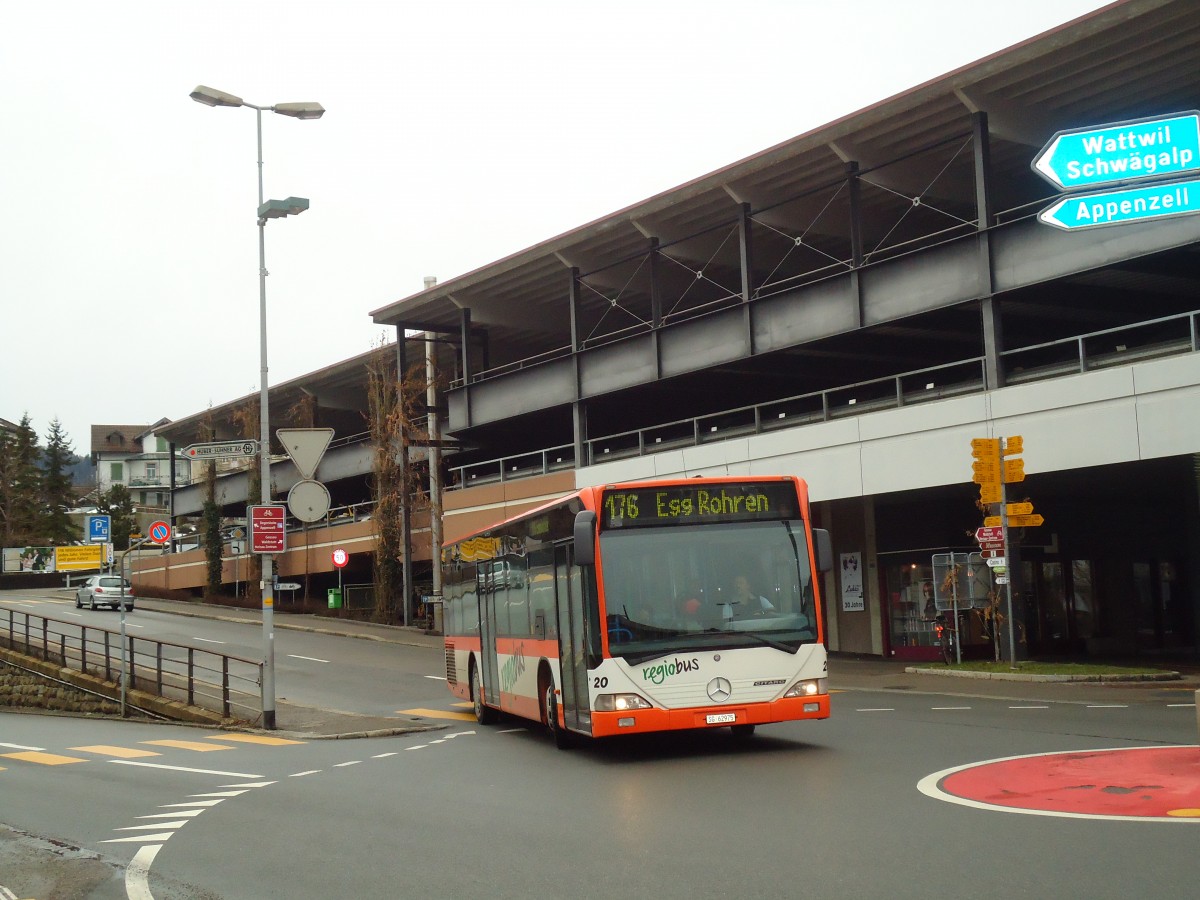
<box><xmin>156</xmin><ymin>0</ymin><xmax>1200</xmax><ymax>664</ymax></box>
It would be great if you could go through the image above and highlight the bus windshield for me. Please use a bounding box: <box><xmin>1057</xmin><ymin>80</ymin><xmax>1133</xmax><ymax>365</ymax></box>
<box><xmin>598</xmin><ymin>520</ymin><xmax>818</xmax><ymax>663</ymax></box>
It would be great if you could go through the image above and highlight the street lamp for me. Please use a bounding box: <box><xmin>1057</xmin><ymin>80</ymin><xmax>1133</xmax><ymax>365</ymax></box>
<box><xmin>191</xmin><ymin>84</ymin><xmax>323</xmax><ymax>730</ymax></box>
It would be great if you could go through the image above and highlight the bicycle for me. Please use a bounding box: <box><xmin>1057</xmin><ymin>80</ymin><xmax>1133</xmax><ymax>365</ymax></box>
<box><xmin>934</xmin><ymin>613</ymin><xmax>959</xmax><ymax>665</ymax></box>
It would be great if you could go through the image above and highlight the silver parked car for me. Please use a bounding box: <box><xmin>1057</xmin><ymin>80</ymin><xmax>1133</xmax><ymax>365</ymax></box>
<box><xmin>75</xmin><ymin>575</ymin><xmax>134</xmax><ymax>611</ymax></box>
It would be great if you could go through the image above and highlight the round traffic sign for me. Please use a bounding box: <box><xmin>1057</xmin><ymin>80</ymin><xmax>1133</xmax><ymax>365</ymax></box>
<box><xmin>148</xmin><ymin>521</ymin><xmax>171</xmax><ymax>544</ymax></box>
<box><xmin>332</xmin><ymin>548</ymin><xmax>349</xmax><ymax>569</ymax></box>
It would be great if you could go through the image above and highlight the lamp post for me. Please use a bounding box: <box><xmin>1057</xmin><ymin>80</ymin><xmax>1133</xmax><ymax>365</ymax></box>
<box><xmin>190</xmin><ymin>84</ymin><xmax>324</xmax><ymax>730</ymax></box>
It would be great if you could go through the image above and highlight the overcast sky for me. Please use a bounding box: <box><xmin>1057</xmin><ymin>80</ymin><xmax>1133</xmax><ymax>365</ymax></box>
<box><xmin>0</xmin><ymin>0</ymin><xmax>1112</xmax><ymax>457</ymax></box>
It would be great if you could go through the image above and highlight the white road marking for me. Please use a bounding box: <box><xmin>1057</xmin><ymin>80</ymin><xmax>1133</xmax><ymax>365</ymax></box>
<box><xmin>497</xmin><ymin>728</ymin><xmax>526</xmax><ymax>734</ymax></box>
<box><xmin>372</xmin><ymin>752</ymin><xmax>398</xmax><ymax>758</ymax></box>
<box><xmin>190</xmin><ymin>790</ymin><xmax>250</xmax><ymax>798</ymax></box>
<box><xmin>111</xmin><ymin>760</ymin><xmax>263</xmax><ymax>778</ymax></box>
<box><xmin>334</xmin><ymin>761</ymin><xmax>361</xmax><ymax>767</ymax></box>
<box><xmin>288</xmin><ymin>654</ymin><xmax>330</xmax><ymax>663</ymax></box>
<box><xmin>855</xmin><ymin>708</ymin><xmax>895</xmax><ymax>712</ymax></box>
<box><xmin>1168</xmin><ymin>703</ymin><xmax>1197</xmax><ymax>708</ymax></box>
<box><xmin>125</xmin><ymin>844</ymin><xmax>162</xmax><ymax>900</ymax></box>
<box><xmin>160</xmin><ymin>800</ymin><xmax>225</xmax><ymax>808</ymax></box>
<box><xmin>1008</xmin><ymin>705</ymin><xmax>1050</xmax><ymax>709</ymax></box>
<box><xmin>195</xmin><ymin>637</ymin><xmax>225</xmax><ymax>644</ymax></box>
<box><xmin>405</xmin><ymin>745</ymin><xmax>428</xmax><ymax>750</ymax></box>
<box><xmin>0</xmin><ymin>742</ymin><xmax>44</xmax><ymax>751</ymax></box>
<box><xmin>102</xmin><ymin>833</ymin><xmax>176</xmax><ymax>844</ymax></box>
<box><xmin>116</xmin><ymin>822</ymin><xmax>190</xmax><ymax>831</ymax></box>
<box><xmin>1086</xmin><ymin>704</ymin><xmax>1128</xmax><ymax>708</ymax></box>
<box><xmin>423</xmin><ymin>675</ymin><xmax>445</xmax><ymax>680</ymax></box>
<box><xmin>932</xmin><ymin>706</ymin><xmax>972</xmax><ymax>710</ymax></box>
<box><xmin>290</xmin><ymin>770</ymin><xmax>322</xmax><ymax>777</ymax></box>
<box><xmin>137</xmin><ymin>811</ymin><xmax>206</xmax><ymax>820</ymax></box>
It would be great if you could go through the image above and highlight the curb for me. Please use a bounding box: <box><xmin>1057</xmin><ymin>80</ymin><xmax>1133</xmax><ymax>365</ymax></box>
<box><xmin>905</xmin><ymin>667</ymin><xmax>1182</xmax><ymax>682</ymax></box>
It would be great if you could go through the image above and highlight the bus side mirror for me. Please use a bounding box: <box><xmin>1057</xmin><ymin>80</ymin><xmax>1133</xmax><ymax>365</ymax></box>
<box><xmin>813</xmin><ymin>528</ymin><xmax>833</xmax><ymax>573</ymax></box>
<box><xmin>573</xmin><ymin>510</ymin><xmax>596</xmax><ymax>566</ymax></box>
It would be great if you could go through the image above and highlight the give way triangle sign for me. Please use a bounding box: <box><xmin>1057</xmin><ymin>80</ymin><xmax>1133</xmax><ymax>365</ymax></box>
<box><xmin>276</xmin><ymin>428</ymin><xmax>334</xmax><ymax>480</ymax></box>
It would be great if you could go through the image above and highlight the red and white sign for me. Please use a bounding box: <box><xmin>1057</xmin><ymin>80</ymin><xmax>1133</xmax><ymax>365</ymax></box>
<box><xmin>980</xmin><ymin>549</ymin><xmax>1006</xmax><ymax>560</ymax></box>
<box><xmin>332</xmin><ymin>548</ymin><xmax>349</xmax><ymax>569</ymax></box>
<box><xmin>975</xmin><ymin>526</ymin><xmax>1004</xmax><ymax>542</ymax></box>
<box><xmin>978</xmin><ymin>541</ymin><xmax>1005</xmax><ymax>552</ymax></box>
<box><xmin>148</xmin><ymin>521</ymin><xmax>171</xmax><ymax>544</ymax></box>
<box><xmin>249</xmin><ymin>504</ymin><xmax>287</xmax><ymax>554</ymax></box>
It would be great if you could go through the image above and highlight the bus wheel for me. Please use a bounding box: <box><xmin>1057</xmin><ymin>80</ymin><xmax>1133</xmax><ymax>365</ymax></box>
<box><xmin>730</xmin><ymin>723</ymin><xmax>756</xmax><ymax>738</ymax></box>
<box><xmin>471</xmin><ymin>662</ymin><xmax>496</xmax><ymax>725</ymax></box>
<box><xmin>543</xmin><ymin>679</ymin><xmax>573</xmax><ymax>750</ymax></box>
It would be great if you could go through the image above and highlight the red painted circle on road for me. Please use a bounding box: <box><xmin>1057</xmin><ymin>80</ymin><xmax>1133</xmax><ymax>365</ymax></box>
<box><xmin>922</xmin><ymin>747</ymin><xmax>1200</xmax><ymax>821</ymax></box>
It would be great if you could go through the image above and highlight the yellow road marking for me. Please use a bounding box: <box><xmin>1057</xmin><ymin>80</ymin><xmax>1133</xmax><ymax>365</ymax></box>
<box><xmin>451</xmin><ymin>702</ymin><xmax>472</xmax><ymax>709</ymax></box>
<box><xmin>1</xmin><ymin>751</ymin><xmax>88</xmax><ymax>766</ymax></box>
<box><xmin>204</xmin><ymin>734</ymin><xmax>304</xmax><ymax>746</ymax></box>
<box><xmin>70</xmin><ymin>745</ymin><xmax>161</xmax><ymax>759</ymax></box>
<box><xmin>399</xmin><ymin>708</ymin><xmax>476</xmax><ymax>721</ymax></box>
<box><xmin>141</xmin><ymin>740</ymin><xmax>232</xmax><ymax>752</ymax></box>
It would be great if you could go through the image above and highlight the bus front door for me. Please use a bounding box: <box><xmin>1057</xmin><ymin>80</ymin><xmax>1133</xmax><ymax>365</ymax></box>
<box><xmin>555</xmin><ymin>545</ymin><xmax>591</xmax><ymax>733</ymax></box>
<box><xmin>479</xmin><ymin>578</ymin><xmax>500</xmax><ymax>709</ymax></box>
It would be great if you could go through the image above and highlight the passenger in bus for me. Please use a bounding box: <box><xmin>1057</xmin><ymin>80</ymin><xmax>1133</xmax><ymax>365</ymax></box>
<box><xmin>677</xmin><ymin>580</ymin><xmax>706</xmax><ymax>630</ymax></box>
<box><xmin>728</xmin><ymin>574</ymin><xmax>776</xmax><ymax>619</ymax></box>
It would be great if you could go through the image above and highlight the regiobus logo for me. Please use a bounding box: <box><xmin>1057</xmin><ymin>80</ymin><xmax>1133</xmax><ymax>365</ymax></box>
<box><xmin>641</xmin><ymin>657</ymin><xmax>700</xmax><ymax>684</ymax></box>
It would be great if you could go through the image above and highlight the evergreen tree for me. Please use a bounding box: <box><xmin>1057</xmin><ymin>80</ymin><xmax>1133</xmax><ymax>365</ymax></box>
<box><xmin>7</xmin><ymin>414</ymin><xmax>43</xmax><ymax>545</ymax></box>
<box><xmin>0</xmin><ymin>428</ymin><xmax>14</xmax><ymax>546</ymax></box>
<box><xmin>42</xmin><ymin>418</ymin><xmax>78</xmax><ymax>544</ymax></box>
<box><xmin>97</xmin><ymin>484</ymin><xmax>135</xmax><ymax>551</ymax></box>
<box><xmin>202</xmin><ymin>462</ymin><xmax>223</xmax><ymax>598</ymax></box>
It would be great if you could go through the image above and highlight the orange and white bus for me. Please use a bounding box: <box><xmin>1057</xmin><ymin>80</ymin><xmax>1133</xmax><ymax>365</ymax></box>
<box><xmin>442</xmin><ymin>475</ymin><xmax>833</xmax><ymax>747</ymax></box>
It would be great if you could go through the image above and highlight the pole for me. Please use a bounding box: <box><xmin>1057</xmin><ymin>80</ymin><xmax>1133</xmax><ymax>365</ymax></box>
<box><xmin>1001</xmin><ymin>438</ymin><xmax>1018</xmax><ymax>669</ymax></box>
<box><xmin>255</xmin><ymin>106</ymin><xmax>277</xmax><ymax>730</ymax></box>
<box><xmin>426</xmin><ymin>332</ymin><xmax>443</xmax><ymax>628</ymax></box>
<box><xmin>951</xmin><ymin>553</ymin><xmax>962</xmax><ymax>664</ymax></box>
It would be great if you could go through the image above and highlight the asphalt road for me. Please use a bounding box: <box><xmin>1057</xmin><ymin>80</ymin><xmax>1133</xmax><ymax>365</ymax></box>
<box><xmin>2</xmin><ymin>688</ymin><xmax>1197</xmax><ymax>900</ymax></box>
<box><xmin>2</xmin><ymin>588</ymin><xmax>1199</xmax><ymax>898</ymax></box>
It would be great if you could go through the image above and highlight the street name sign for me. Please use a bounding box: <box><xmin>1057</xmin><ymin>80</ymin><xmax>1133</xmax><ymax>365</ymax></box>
<box><xmin>183</xmin><ymin>440</ymin><xmax>259</xmax><ymax>461</ymax></box>
<box><xmin>1032</xmin><ymin>112</ymin><xmax>1200</xmax><ymax>191</ymax></box>
<box><xmin>978</xmin><ymin>541</ymin><xmax>1005</xmax><ymax>552</ymax></box>
<box><xmin>985</xmin><ymin>514</ymin><xmax>1045</xmax><ymax>528</ymax></box>
<box><xmin>275</xmin><ymin>582</ymin><xmax>301</xmax><ymax>591</ymax></box>
<box><xmin>1039</xmin><ymin>178</ymin><xmax>1200</xmax><ymax>231</ymax></box>
<box><xmin>986</xmin><ymin>557</ymin><xmax>1007</xmax><ymax>568</ymax></box>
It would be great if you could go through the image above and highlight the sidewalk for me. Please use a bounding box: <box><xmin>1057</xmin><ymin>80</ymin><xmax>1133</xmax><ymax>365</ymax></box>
<box><xmin>129</xmin><ymin>595</ymin><xmax>1200</xmax><ymax>737</ymax></box>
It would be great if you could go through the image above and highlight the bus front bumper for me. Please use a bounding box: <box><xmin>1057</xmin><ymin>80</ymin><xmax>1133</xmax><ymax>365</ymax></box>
<box><xmin>589</xmin><ymin>693</ymin><xmax>830</xmax><ymax>738</ymax></box>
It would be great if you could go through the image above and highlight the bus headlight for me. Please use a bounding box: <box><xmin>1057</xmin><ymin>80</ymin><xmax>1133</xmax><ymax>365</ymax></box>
<box><xmin>783</xmin><ymin>678</ymin><xmax>827</xmax><ymax>698</ymax></box>
<box><xmin>594</xmin><ymin>693</ymin><xmax>653</xmax><ymax>712</ymax></box>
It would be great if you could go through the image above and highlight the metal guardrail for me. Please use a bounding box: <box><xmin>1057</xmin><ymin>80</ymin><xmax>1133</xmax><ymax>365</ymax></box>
<box><xmin>447</xmin><ymin>309</ymin><xmax>1200</xmax><ymax>488</ymax></box>
<box><xmin>0</xmin><ymin>608</ymin><xmax>263</xmax><ymax>723</ymax></box>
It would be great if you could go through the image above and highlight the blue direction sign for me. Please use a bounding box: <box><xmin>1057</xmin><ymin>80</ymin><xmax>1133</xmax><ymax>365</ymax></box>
<box><xmin>1032</xmin><ymin>111</ymin><xmax>1200</xmax><ymax>191</ymax></box>
<box><xmin>87</xmin><ymin>514</ymin><xmax>111</xmax><ymax>543</ymax></box>
<box><xmin>1038</xmin><ymin>178</ymin><xmax>1200</xmax><ymax>231</ymax></box>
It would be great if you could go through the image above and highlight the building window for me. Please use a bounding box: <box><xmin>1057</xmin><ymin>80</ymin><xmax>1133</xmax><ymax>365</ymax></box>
<box><xmin>146</xmin><ymin>463</ymin><xmax>157</xmax><ymax>480</ymax></box>
<box><xmin>110</xmin><ymin>462</ymin><xmax>124</xmax><ymax>483</ymax></box>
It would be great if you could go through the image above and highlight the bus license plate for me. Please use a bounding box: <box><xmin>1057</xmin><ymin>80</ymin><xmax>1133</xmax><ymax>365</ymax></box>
<box><xmin>706</xmin><ymin>713</ymin><xmax>737</xmax><ymax>724</ymax></box>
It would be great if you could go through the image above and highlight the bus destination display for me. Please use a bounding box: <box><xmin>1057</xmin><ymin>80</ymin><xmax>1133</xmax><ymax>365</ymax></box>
<box><xmin>600</xmin><ymin>482</ymin><xmax>797</xmax><ymax>529</ymax></box>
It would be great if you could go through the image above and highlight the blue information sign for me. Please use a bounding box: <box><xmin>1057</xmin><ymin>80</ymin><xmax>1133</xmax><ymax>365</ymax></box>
<box><xmin>1032</xmin><ymin>112</ymin><xmax>1200</xmax><ymax>192</ymax></box>
<box><xmin>1038</xmin><ymin>178</ymin><xmax>1200</xmax><ymax>231</ymax></box>
<box><xmin>87</xmin><ymin>515</ymin><xmax>111</xmax><ymax>542</ymax></box>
